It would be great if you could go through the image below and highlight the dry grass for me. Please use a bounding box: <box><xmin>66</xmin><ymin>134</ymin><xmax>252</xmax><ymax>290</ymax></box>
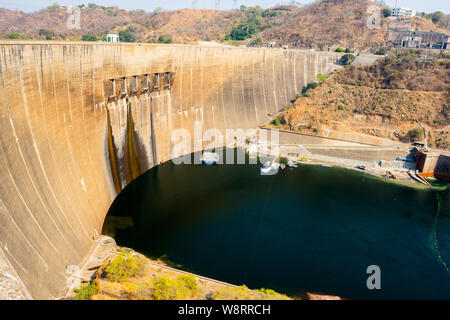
<box><xmin>89</xmin><ymin>249</ymin><xmax>293</xmax><ymax>300</ymax></box>
<box><xmin>260</xmin><ymin>0</ymin><xmax>387</xmax><ymax>50</ymax></box>
<box><xmin>273</xmin><ymin>53</ymin><xmax>449</xmax><ymax>149</ymax></box>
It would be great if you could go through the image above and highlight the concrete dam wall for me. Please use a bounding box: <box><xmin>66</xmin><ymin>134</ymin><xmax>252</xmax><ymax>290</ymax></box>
<box><xmin>0</xmin><ymin>42</ymin><xmax>343</xmax><ymax>299</ymax></box>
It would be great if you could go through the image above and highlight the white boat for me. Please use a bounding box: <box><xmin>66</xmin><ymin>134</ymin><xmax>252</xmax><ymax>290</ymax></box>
<box><xmin>286</xmin><ymin>160</ymin><xmax>297</xmax><ymax>168</ymax></box>
<box><xmin>200</xmin><ymin>152</ymin><xmax>219</xmax><ymax>165</ymax></box>
<box><xmin>260</xmin><ymin>161</ymin><xmax>280</xmax><ymax>175</ymax></box>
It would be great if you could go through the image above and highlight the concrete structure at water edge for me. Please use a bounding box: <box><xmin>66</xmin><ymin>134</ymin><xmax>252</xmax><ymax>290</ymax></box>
<box><xmin>416</xmin><ymin>151</ymin><xmax>450</xmax><ymax>182</ymax></box>
<box><xmin>0</xmin><ymin>41</ymin><xmax>380</xmax><ymax>299</ymax></box>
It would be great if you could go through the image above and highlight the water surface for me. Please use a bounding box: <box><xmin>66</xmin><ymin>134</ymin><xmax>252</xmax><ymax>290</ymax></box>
<box><xmin>105</xmin><ymin>150</ymin><xmax>450</xmax><ymax>299</ymax></box>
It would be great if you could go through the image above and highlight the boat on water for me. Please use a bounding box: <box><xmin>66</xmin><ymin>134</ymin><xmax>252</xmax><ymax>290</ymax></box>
<box><xmin>356</xmin><ymin>165</ymin><xmax>366</xmax><ymax>170</ymax></box>
<box><xmin>200</xmin><ymin>152</ymin><xmax>219</xmax><ymax>165</ymax></box>
<box><xmin>260</xmin><ymin>161</ymin><xmax>280</xmax><ymax>175</ymax></box>
<box><xmin>321</xmin><ymin>164</ymin><xmax>332</xmax><ymax>168</ymax></box>
<box><xmin>286</xmin><ymin>160</ymin><xmax>298</xmax><ymax>168</ymax></box>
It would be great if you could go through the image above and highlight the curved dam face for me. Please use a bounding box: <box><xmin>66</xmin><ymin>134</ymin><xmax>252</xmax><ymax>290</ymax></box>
<box><xmin>0</xmin><ymin>42</ymin><xmax>342</xmax><ymax>299</ymax></box>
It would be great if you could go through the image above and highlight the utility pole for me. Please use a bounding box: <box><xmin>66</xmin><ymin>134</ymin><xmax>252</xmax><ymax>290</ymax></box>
<box><xmin>233</xmin><ymin>0</ymin><xmax>238</xmax><ymax>11</ymax></box>
<box><xmin>192</xmin><ymin>0</ymin><xmax>197</xmax><ymax>9</ymax></box>
<box><xmin>215</xmin><ymin>0</ymin><xmax>220</xmax><ymax>10</ymax></box>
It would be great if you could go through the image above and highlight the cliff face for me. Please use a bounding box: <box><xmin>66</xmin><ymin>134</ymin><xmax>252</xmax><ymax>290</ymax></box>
<box><xmin>0</xmin><ymin>42</ymin><xmax>342</xmax><ymax>299</ymax></box>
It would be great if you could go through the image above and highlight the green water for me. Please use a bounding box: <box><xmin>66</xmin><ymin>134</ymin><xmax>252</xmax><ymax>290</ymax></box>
<box><xmin>104</xmin><ymin>149</ymin><xmax>450</xmax><ymax>299</ymax></box>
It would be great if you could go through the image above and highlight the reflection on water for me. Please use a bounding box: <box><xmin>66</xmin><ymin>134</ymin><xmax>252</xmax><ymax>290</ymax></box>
<box><xmin>104</xmin><ymin>149</ymin><xmax>450</xmax><ymax>299</ymax></box>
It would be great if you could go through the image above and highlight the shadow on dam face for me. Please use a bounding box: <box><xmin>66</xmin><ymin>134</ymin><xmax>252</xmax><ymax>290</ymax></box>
<box><xmin>0</xmin><ymin>42</ymin><xmax>352</xmax><ymax>299</ymax></box>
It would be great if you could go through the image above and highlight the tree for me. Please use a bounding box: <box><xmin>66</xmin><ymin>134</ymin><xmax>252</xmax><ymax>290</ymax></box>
<box><xmin>335</xmin><ymin>47</ymin><xmax>344</xmax><ymax>52</ymax></box>
<box><xmin>340</xmin><ymin>54</ymin><xmax>356</xmax><ymax>65</ymax></box>
<box><xmin>158</xmin><ymin>35</ymin><xmax>173</xmax><ymax>44</ymax></box>
<box><xmin>240</xmin><ymin>5</ymin><xmax>247</xmax><ymax>11</ymax></box>
<box><xmin>227</xmin><ymin>22</ymin><xmax>258</xmax><ymax>41</ymax></box>
<box><xmin>154</xmin><ymin>7</ymin><xmax>162</xmax><ymax>13</ymax></box>
<box><xmin>81</xmin><ymin>34</ymin><xmax>97</xmax><ymax>41</ymax></box>
<box><xmin>39</xmin><ymin>29</ymin><xmax>54</xmax><ymax>40</ymax></box>
<box><xmin>118</xmin><ymin>27</ymin><xmax>136</xmax><ymax>42</ymax></box>
<box><xmin>7</xmin><ymin>32</ymin><xmax>21</xmax><ymax>39</ymax></box>
<box><xmin>375</xmin><ymin>48</ymin><xmax>387</xmax><ymax>55</ymax></box>
<box><xmin>431</xmin><ymin>11</ymin><xmax>444</xmax><ymax>24</ymax></box>
<box><xmin>382</xmin><ymin>8</ymin><xmax>391</xmax><ymax>17</ymax></box>
<box><xmin>317</xmin><ymin>74</ymin><xmax>326</xmax><ymax>82</ymax></box>
<box><xmin>48</xmin><ymin>2</ymin><xmax>60</xmax><ymax>9</ymax></box>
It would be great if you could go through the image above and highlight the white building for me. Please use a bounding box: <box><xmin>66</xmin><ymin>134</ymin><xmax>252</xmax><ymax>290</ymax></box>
<box><xmin>392</xmin><ymin>8</ymin><xmax>416</xmax><ymax>17</ymax></box>
<box><xmin>106</xmin><ymin>34</ymin><xmax>120</xmax><ymax>43</ymax></box>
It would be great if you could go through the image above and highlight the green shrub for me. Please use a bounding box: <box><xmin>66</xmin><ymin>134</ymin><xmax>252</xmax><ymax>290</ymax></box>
<box><xmin>375</xmin><ymin>48</ymin><xmax>387</xmax><ymax>55</ymax></box>
<box><xmin>337</xmin><ymin>105</ymin><xmax>345</xmax><ymax>110</ymax></box>
<box><xmin>158</xmin><ymin>35</ymin><xmax>173</xmax><ymax>44</ymax></box>
<box><xmin>81</xmin><ymin>34</ymin><xmax>97</xmax><ymax>41</ymax></box>
<box><xmin>226</xmin><ymin>22</ymin><xmax>258</xmax><ymax>41</ymax></box>
<box><xmin>255</xmin><ymin>288</ymin><xmax>290</xmax><ymax>300</ymax></box>
<box><xmin>302</xmin><ymin>93</ymin><xmax>311</xmax><ymax>97</ymax></box>
<box><xmin>335</xmin><ymin>47</ymin><xmax>344</xmax><ymax>52</ymax></box>
<box><xmin>7</xmin><ymin>33</ymin><xmax>21</xmax><ymax>39</ymax></box>
<box><xmin>152</xmin><ymin>275</ymin><xmax>199</xmax><ymax>300</ymax></box>
<box><xmin>317</xmin><ymin>73</ymin><xmax>326</xmax><ymax>82</ymax></box>
<box><xmin>340</xmin><ymin>54</ymin><xmax>356</xmax><ymax>65</ymax></box>
<box><xmin>39</xmin><ymin>29</ymin><xmax>54</xmax><ymax>40</ymax></box>
<box><xmin>408</xmin><ymin>128</ymin><xmax>424</xmax><ymax>141</ymax></box>
<box><xmin>270</xmin><ymin>118</ymin><xmax>280</xmax><ymax>126</ymax></box>
<box><xmin>177</xmin><ymin>275</ymin><xmax>199</xmax><ymax>296</ymax></box>
<box><xmin>73</xmin><ymin>282</ymin><xmax>98</xmax><ymax>300</ymax></box>
<box><xmin>48</xmin><ymin>2</ymin><xmax>60</xmax><ymax>9</ymax></box>
<box><xmin>118</xmin><ymin>27</ymin><xmax>136</xmax><ymax>42</ymax></box>
<box><xmin>105</xmin><ymin>252</ymin><xmax>144</xmax><ymax>282</ymax></box>
<box><xmin>211</xmin><ymin>285</ymin><xmax>254</xmax><ymax>300</ymax></box>
<box><xmin>302</xmin><ymin>82</ymin><xmax>318</xmax><ymax>94</ymax></box>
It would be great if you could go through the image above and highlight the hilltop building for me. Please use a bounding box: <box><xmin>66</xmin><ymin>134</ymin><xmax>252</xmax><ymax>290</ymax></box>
<box><xmin>106</xmin><ymin>34</ymin><xmax>120</xmax><ymax>43</ymax></box>
<box><xmin>392</xmin><ymin>7</ymin><xmax>416</xmax><ymax>17</ymax></box>
<box><xmin>388</xmin><ymin>30</ymin><xmax>450</xmax><ymax>49</ymax></box>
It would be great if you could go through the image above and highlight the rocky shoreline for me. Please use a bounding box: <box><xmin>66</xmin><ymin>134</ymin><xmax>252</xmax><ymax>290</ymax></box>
<box><xmin>0</xmin><ymin>251</ymin><xmax>27</xmax><ymax>300</ymax></box>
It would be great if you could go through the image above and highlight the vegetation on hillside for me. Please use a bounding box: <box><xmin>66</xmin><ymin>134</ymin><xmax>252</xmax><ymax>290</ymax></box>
<box><xmin>336</xmin><ymin>50</ymin><xmax>450</xmax><ymax>91</ymax></box>
<box><xmin>270</xmin><ymin>49</ymin><xmax>450</xmax><ymax>150</ymax></box>
<box><xmin>76</xmin><ymin>249</ymin><xmax>292</xmax><ymax>300</ymax></box>
<box><xmin>222</xmin><ymin>6</ymin><xmax>289</xmax><ymax>41</ymax></box>
<box><xmin>259</xmin><ymin>0</ymin><xmax>388</xmax><ymax>50</ymax></box>
<box><xmin>0</xmin><ymin>1</ymin><xmax>447</xmax><ymax>48</ymax></box>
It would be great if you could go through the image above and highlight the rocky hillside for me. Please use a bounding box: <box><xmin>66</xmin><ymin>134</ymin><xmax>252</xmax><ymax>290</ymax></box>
<box><xmin>108</xmin><ymin>7</ymin><xmax>294</xmax><ymax>44</ymax></box>
<box><xmin>0</xmin><ymin>6</ymin><xmax>151</xmax><ymax>39</ymax></box>
<box><xmin>335</xmin><ymin>50</ymin><xmax>450</xmax><ymax>91</ymax></box>
<box><xmin>0</xmin><ymin>5</ymin><xmax>296</xmax><ymax>42</ymax></box>
<box><xmin>258</xmin><ymin>0</ymin><xmax>387</xmax><ymax>50</ymax></box>
<box><xmin>0</xmin><ymin>1</ymin><xmax>447</xmax><ymax>48</ymax></box>
<box><xmin>257</xmin><ymin>0</ymin><xmax>449</xmax><ymax>50</ymax></box>
<box><xmin>271</xmin><ymin>50</ymin><xmax>450</xmax><ymax>150</ymax></box>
